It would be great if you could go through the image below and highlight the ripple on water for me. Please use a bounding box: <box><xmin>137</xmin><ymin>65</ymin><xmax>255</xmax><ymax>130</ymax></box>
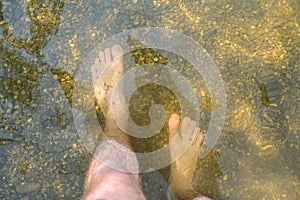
<box><xmin>0</xmin><ymin>47</ymin><xmax>41</xmax><ymax>132</ymax></box>
<box><xmin>255</xmin><ymin>64</ymin><xmax>288</xmax><ymax>158</ymax></box>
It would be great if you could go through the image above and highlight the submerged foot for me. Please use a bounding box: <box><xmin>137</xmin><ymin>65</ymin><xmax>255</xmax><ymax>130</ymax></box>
<box><xmin>168</xmin><ymin>114</ymin><xmax>204</xmax><ymax>198</ymax></box>
<box><xmin>83</xmin><ymin>45</ymin><xmax>145</xmax><ymax>199</ymax></box>
<box><xmin>91</xmin><ymin>44</ymin><xmax>126</xmax><ymax>122</ymax></box>
<box><xmin>91</xmin><ymin>45</ymin><xmax>131</xmax><ymax>147</ymax></box>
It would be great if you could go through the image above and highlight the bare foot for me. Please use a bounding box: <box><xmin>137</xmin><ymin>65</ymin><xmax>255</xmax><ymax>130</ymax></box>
<box><xmin>91</xmin><ymin>44</ymin><xmax>126</xmax><ymax>123</ymax></box>
<box><xmin>168</xmin><ymin>114</ymin><xmax>204</xmax><ymax>197</ymax></box>
<box><xmin>82</xmin><ymin>45</ymin><xmax>146</xmax><ymax>199</ymax></box>
<box><xmin>91</xmin><ymin>45</ymin><xmax>130</xmax><ymax>146</ymax></box>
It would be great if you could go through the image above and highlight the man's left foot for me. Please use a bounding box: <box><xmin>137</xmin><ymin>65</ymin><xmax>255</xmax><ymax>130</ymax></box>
<box><xmin>91</xmin><ymin>44</ymin><xmax>126</xmax><ymax>122</ymax></box>
<box><xmin>82</xmin><ymin>45</ymin><xmax>146</xmax><ymax>200</ymax></box>
<box><xmin>168</xmin><ymin>114</ymin><xmax>204</xmax><ymax>197</ymax></box>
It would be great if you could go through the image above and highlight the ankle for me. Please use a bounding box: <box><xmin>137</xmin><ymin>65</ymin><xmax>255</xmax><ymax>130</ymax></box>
<box><xmin>169</xmin><ymin>177</ymin><xmax>193</xmax><ymax>194</ymax></box>
<box><xmin>174</xmin><ymin>189</ymin><xmax>202</xmax><ymax>200</ymax></box>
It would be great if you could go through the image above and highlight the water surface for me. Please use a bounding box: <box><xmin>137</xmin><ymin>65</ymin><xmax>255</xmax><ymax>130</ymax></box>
<box><xmin>0</xmin><ymin>0</ymin><xmax>299</xmax><ymax>199</ymax></box>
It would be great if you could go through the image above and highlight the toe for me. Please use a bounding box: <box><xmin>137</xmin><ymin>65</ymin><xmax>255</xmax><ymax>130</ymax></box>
<box><xmin>111</xmin><ymin>45</ymin><xmax>123</xmax><ymax>58</ymax></box>
<box><xmin>99</xmin><ymin>51</ymin><xmax>105</xmax><ymax>63</ymax></box>
<box><xmin>181</xmin><ymin>117</ymin><xmax>191</xmax><ymax>134</ymax></box>
<box><xmin>194</xmin><ymin>128</ymin><xmax>204</xmax><ymax>148</ymax></box>
<box><xmin>111</xmin><ymin>45</ymin><xmax>124</xmax><ymax>79</ymax></box>
<box><xmin>104</xmin><ymin>48</ymin><xmax>111</xmax><ymax>63</ymax></box>
<box><xmin>94</xmin><ymin>57</ymin><xmax>100</xmax><ymax>66</ymax></box>
<box><xmin>186</xmin><ymin>120</ymin><xmax>196</xmax><ymax>137</ymax></box>
<box><xmin>168</xmin><ymin>113</ymin><xmax>180</xmax><ymax>139</ymax></box>
<box><xmin>91</xmin><ymin>54</ymin><xmax>102</xmax><ymax>85</ymax></box>
<box><xmin>91</xmin><ymin>64</ymin><xmax>99</xmax><ymax>85</ymax></box>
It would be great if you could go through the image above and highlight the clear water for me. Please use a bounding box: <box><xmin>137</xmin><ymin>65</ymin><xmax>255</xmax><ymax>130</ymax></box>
<box><xmin>0</xmin><ymin>0</ymin><xmax>299</xmax><ymax>199</ymax></box>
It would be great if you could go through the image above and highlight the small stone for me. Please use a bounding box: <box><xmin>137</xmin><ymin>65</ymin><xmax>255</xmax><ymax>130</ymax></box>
<box><xmin>23</xmin><ymin>196</ymin><xmax>29</xmax><ymax>200</ymax></box>
<box><xmin>16</xmin><ymin>183</ymin><xmax>40</xmax><ymax>194</ymax></box>
<box><xmin>223</xmin><ymin>174</ymin><xmax>228</xmax><ymax>181</ymax></box>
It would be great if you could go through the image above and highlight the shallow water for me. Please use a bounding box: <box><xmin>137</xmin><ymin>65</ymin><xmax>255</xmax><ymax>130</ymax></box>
<box><xmin>0</xmin><ymin>0</ymin><xmax>299</xmax><ymax>199</ymax></box>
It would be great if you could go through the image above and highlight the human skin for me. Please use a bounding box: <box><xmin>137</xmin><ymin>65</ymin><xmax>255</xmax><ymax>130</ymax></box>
<box><xmin>82</xmin><ymin>44</ymin><xmax>211</xmax><ymax>200</ymax></box>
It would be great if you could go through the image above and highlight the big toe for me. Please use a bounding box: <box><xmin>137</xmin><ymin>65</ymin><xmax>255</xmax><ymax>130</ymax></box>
<box><xmin>168</xmin><ymin>113</ymin><xmax>180</xmax><ymax>139</ymax></box>
<box><xmin>111</xmin><ymin>45</ymin><xmax>124</xmax><ymax>80</ymax></box>
<box><xmin>193</xmin><ymin>127</ymin><xmax>204</xmax><ymax>149</ymax></box>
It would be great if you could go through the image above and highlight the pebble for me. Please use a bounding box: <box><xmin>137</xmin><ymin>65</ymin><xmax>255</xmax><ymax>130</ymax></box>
<box><xmin>16</xmin><ymin>183</ymin><xmax>40</xmax><ymax>194</ymax></box>
<box><xmin>0</xmin><ymin>153</ymin><xmax>7</xmax><ymax>169</ymax></box>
